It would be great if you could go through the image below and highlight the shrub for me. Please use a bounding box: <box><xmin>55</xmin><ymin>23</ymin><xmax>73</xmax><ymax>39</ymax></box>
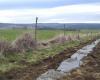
<box><xmin>12</xmin><ymin>33</ymin><xmax>36</xmax><ymax>53</ymax></box>
<box><xmin>49</xmin><ymin>36</ymin><xmax>66</xmax><ymax>44</ymax></box>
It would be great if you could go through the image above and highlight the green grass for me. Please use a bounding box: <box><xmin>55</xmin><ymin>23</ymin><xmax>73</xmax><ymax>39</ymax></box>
<box><xmin>0</xmin><ymin>29</ymin><xmax>62</xmax><ymax>41</ymax></box>
<box><xmin>0</xmin><ymin>29</ymin><xmax>100</xmax><ymax>73</ymax></box>
<box><xmin>0</xmin><ymin>29</ymin><xmax>96</xmax><ymax>41</ymax></box>
<box><xmin>0</xmin><ymin>39</ymin><xmax>91</xmax><ymax>73</ymax></box>
<box><xmin>25</xmin><ymin>40</ymin><xmax>81</xmax><ymax>63</ymax></box>
<box><xmin>37</xmin><ymin>30</ymin><xmax>62</xmax><ymax>40</ymax></box>
<box><xmin>0</xmin><ymin>29</ymin><xmax>31</xmax><ymax>41</ymax></box>
<box><xmin>0</xmin><ymin>40</ymin><xmax>81</xmax><ymax>72</ymax></box>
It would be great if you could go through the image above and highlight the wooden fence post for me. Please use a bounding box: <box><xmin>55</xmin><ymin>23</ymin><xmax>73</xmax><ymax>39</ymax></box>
<box><xmin>35</xmin><ymin>17</ymin><xmax>38</xmax><ymax>48</ymax></box>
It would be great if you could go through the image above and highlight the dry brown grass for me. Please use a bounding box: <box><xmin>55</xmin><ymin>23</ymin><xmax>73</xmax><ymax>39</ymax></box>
<box><xmin>0</xmin><ymin>40</ymin><xmax>12</xmax><ymax>56</ymax></box>
<box><xmin>0</xmin><ymin>33</ymin><xmax>37</xmax><ymax>56</ymax></box>
<box><xmin>12</xmin><ymin>33</ymin><xmax>36</xmax><ymax>53</ymax></box>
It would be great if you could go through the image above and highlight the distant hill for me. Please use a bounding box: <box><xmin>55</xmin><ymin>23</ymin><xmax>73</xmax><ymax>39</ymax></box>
<box><xmin>0</xmin><ymin>23</ymin><xmax>100</xmax><ymax>29</ymax></box>
<box><xmin>0</xmin><ymin>23</ymin><xmax>32</xmax><ymax>29</ymax></box>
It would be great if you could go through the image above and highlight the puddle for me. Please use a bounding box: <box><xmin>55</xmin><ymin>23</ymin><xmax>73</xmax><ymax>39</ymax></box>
<box><xmin>57</xmin><ymin>58</ymin><xmax>80</xmax><ymax>72</ymax></box>
<box><xmin>37</xmin><ymin>39</ymin><xmax>100</xmax><ymax>80</ymax></box>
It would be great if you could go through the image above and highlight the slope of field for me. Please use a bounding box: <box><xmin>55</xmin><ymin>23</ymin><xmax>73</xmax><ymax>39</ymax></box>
<box><xmin>0</xmin><ymin>29</ymin><xmax>100</xmax><ymax>80</ymax></box>
<box><xmin>1</xmin><ymin>38</ymin><xmax>97</xmax><ymax>80</ymax></box>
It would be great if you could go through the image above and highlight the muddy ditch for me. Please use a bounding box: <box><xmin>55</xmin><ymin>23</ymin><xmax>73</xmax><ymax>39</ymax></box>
<box><xmin>0</xmin><ymin>38</ymin><xmax>98</xmax><ymax>80</ymax></box>
<box><xmin>37</xmin><ymin>39</ymin><xmax>100</xmax><ymax>80</ymax></box>
<box><xmin>61</xmin><ymin>40</ymin><xmax>100</xmax><ymax>80</ymax></box>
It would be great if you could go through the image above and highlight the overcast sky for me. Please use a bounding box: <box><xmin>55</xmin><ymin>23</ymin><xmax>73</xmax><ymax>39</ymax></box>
<box><xmin>0</xmin><ymin>0</ymin><xmax>100</xmax><ymax>23</ymax></box>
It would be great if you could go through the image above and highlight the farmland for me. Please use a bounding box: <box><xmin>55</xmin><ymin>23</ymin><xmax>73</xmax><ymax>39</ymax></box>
<box><xmin>0</xmin><ymin>28</ymin><xmax>100</xmax><ymax>80</ymax></box>
<box><xmin>0</xmin><ymin>29</ymin><xmax>61</xmax><ymax>41</ymax></box>
<box><xmin>0</xmin><ymin>29</ymin><xmax>99</xmax><ymax>41</ymax></box>
<box><xmin>0</xmin><ymin>0</ymin><xmax>100</xmax><ymax>80</ymax></box>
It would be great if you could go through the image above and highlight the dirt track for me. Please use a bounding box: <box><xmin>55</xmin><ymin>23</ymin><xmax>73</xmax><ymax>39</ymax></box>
<box><xmin>61</xmin><ymin>40</ymin><xmax>100</xmax><ymax>80</ymax></box>
<box><xmin>0</xmin><ymin>39</ymin><xmax>98</xmax><ymax>80</ymax></box>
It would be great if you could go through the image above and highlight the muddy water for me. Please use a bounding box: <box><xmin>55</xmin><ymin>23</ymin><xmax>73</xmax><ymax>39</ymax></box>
<box><xmin>37</xmin><ymin>39</ymin><xmax>100</xmax><ymax>80</ymax></box>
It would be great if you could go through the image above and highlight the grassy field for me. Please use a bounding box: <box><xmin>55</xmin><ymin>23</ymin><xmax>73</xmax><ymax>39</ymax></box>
<box><xmin>0</xmin><ymin>29</ymin><xmax>100</xmax><ymax>73</ymax></box>
<box><xmin>0</xmin><ymin>29</ymin><xmax>62</xmax><ymax>41</ymax></box>
<box><xmin>0</xmin><ymin>29</ymin><xmax>98</xmax><ymax>41</ymax></box>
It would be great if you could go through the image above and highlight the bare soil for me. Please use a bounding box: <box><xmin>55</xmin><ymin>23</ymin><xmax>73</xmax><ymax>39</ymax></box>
<box><xmin>0</xmin><ymin>39</ymin><xmax>97</xmax><ymax>80</ymax></box>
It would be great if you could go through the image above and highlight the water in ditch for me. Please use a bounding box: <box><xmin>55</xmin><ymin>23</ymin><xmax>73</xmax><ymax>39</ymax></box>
<box><xmin>37</xmin><ymin>39</ymin><xmax>100</xmax><ymax>80</ymax></box>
